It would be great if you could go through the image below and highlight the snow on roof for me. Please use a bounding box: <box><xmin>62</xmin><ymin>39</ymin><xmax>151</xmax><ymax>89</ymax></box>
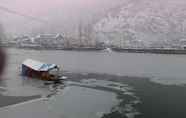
<box><xmin>36</xmin><ymin>34</ymin><xmax>57</xmax><ymax>38</ymax></box>
<box><xmin>22</xmin><ymin>59</ymin><xmax>57</xmax><ymax>71</ymax></box>
<box><xmin>55</xmin><ymin>34</ymin><xmax>64</xmax><ymax>38</ymax></box>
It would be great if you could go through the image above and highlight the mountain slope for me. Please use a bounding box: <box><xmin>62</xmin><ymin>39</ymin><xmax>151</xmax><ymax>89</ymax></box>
<box><xmin>95</xmin><ymin>0</ymin><xmax>186</xmax><ymax>48</ymax></box>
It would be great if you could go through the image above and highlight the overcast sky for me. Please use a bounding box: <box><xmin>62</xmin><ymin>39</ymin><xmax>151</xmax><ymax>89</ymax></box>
<box><xmin>0</xmin><ymin>0</ymin><xmax>124</xmax><ymax>36</ymax></box>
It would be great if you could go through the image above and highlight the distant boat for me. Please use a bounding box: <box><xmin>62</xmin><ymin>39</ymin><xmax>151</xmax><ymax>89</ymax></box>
<box><xmin>21</xmin><ymin>59</ymin><xmax>61</xmax><ymax>81</ymax></box>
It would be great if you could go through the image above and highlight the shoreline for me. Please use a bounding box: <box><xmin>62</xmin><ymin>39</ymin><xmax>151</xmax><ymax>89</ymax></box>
<box><xmin>111</xmin><ymin>48</ymin><xmax>186</xmax><ymax>55</ymax></box>
<box><xmin>3</xmin><ymin>46</ymin><xmax>186</xmax><ymax>55</ymax></box>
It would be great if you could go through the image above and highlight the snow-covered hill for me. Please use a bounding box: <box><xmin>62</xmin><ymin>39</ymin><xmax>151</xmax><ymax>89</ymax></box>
<box><xmin>95</xmin><ymin>0</ymin><xmax>186</xmax><ymax>48</ymax></box>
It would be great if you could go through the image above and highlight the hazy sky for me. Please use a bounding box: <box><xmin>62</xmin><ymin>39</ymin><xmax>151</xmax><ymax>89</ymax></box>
<box><xmin>1</xmin><ymin>0</ymin><xmax>186</xmax><ymax>36</ymax></box>
<box><xmin>0</xmin><ymin>0</ymin><xmax>124</xmax><ymax>36</ymax></box>
<box><xmin>1</xmin><ymin>0</ymin><xmax>110</xmax><ymax>16</ymax></box>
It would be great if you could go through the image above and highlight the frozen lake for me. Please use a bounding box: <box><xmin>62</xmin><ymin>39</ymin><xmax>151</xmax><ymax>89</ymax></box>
<box><xmin>1</xmin><ymin>48</ymin><xmax>186</xmax><ymax>118</ymax></box>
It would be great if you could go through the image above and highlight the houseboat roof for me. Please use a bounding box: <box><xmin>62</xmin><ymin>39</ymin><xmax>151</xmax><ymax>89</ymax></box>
<box><xmin>22</xmin><ymin>59</ymin><xmax>57</xmax><ymax>71</ymax></box>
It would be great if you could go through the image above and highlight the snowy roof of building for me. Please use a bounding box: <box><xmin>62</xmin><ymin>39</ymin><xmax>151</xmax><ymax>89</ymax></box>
<box><xmin>55</xmin><ymin>34</ymin><xmax>64</xmax><ymax>38</ymax></box>
<box><xmin>22</xmin><ymin>59</ymin><xmax>57</xmax><ymax>71</ymax></box>
<box><xmin>36</xmin><ymin>34</ymin><xmax>63</xmax><ymax>38</ymax></box>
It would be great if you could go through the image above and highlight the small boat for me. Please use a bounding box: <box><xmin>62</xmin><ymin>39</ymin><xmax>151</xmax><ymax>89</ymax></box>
<box><xmin>21</xmin><ymin>59</ymin><xmax>61</xmax><ymax>81</ymax></box>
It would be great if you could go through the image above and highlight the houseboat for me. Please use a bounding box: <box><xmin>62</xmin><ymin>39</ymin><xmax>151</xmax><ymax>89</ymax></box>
<box><xmin>22</xmin><ymin>59</ymin><xmax>60</xmax><ymax>81</ymax></box>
